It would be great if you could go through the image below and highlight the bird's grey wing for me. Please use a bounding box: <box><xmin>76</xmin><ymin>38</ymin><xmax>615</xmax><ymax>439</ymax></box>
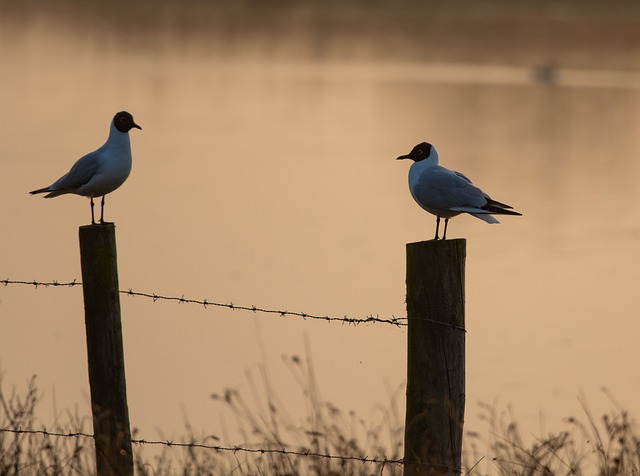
<box><xmin>453</xmin><ymin>170</ymin><xmax>473</xmax><ymax>184</ymax></box>
<box><xmin>453</xmin><ymin>170</ymin><xmax>517</xmax><ymax>211</ymax></box>
<box><xmin>414</xmin><ymin>167</ymin><xmax>488</xmax><ymax>210</ymax></box>
<box><xmin>49</xmin><ymin>151</ymin><xmax>103</xmax><ymax>191</ymax></box>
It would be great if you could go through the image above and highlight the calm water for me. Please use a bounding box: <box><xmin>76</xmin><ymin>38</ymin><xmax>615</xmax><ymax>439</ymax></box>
<box><xmin>2</xmin><ymin>0</ymin><xmax>640</xmax><ymax>468</ymax></box>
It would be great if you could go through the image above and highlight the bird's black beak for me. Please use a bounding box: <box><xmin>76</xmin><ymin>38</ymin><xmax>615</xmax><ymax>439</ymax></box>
<box><xmin>396</xmin><ymin>154</ymin><xmax>409</xmax><ymax>160</ymax></box>
<box><xmin>133</xmin><ymin>123</ymin><xmax>142</xmax><ymax>130</ymax></box>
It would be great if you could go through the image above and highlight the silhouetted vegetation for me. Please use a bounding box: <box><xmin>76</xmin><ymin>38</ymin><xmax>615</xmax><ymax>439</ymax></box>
<box><xmin>1</xmin><ymin>362</ymin><xmax>639</xmax><ymax>475</ymax></box>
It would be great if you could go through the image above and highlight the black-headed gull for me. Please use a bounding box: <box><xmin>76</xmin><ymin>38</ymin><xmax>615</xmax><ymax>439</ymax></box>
<box><xmin>397</xmin><ymin>142</ymin><xmax>521</xmax><ymax>240</ymax></box>
<box><xmin>30</xmin><ymin>111</ymin><xmax>141</xmax><ymax>225</ymax></box>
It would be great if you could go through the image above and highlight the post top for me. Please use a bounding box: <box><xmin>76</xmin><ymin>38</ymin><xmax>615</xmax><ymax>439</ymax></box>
<box><xmin>406</xmin><ymin>238</ymin><xmax>466</xmax><ymax>247</ymax></box>
<box><xmin>79</xmin><ymin>222</ymin><xmax>116</xmax><ymax>231</ymax></box>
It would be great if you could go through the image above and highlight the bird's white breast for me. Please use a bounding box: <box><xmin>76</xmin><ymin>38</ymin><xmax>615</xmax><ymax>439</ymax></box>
<box><xmin>78</xmin><ymin>130</ymin><xmax>132</xmax><ymax>197</ymax></box>
<box><xmin>408</xmin><ymin>159</ymin><xmax>435</xmax><ymax>208</ymax></box>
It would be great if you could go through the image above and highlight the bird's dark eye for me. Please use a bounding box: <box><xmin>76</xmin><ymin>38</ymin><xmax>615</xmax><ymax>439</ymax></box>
<box><xmin>416</xmin><ymin>149</ymin><xmax>423</xmax><ymax>155</ymax></box>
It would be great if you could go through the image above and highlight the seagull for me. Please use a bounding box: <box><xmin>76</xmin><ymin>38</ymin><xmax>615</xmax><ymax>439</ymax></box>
<box><xmin>397</xmin><ymin>142</ymin><xmax>521</xmax><ymax>240</ymax></box>
<box><xmin>30</xmin><ymin>111</ymin><xmax>141</xmax><ymax>225</ymax></box>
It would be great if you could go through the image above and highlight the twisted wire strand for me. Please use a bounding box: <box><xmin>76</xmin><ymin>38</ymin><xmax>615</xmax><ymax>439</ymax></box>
<box><xmin>1</xmin><ymin>278</ymin><xmax>465</xmax><ymax>332</ymax></box>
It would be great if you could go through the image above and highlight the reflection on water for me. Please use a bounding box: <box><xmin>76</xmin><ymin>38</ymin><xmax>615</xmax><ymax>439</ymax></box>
<box><xmin>2</xmin><ymin>0</ymin><xmax>640</xmax><ymax>457</ymax></box>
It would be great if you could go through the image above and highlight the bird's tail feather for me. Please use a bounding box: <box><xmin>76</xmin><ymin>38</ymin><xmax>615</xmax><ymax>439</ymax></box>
<box><xmin>30</xmin><ymin>187</ymin><xmax>65</xmax><ymax>198</ymax></box>
<box><xmin>448</xmin><ymin>206</ymin><xmax>501</xmax><ymax>223</ymax></box>
<box><xmin>485</xmin><ymin>198</ymin><xmax>514</xmax><ymax>209</ymax></box>
<box><xmin>482</xmin><ymin>198</ymin><xmax>522</xmax><ymax>216</ymax></box>
<box><xmin>482</xmin><ymin>205</ymin><xmax>522</xmax><ymax>216</ymax></box>
<box><xmin>471</xmin><ymin>213</ymin><xmax>500</xmax><ymax>224</ymax></box>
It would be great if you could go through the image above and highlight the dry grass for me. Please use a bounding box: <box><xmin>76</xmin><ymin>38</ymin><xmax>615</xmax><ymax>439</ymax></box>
<box><xmin>0</xmin><ymin>352</ymin><xmax>403</xmax><ymax>476</ymax></box>
<box><xmin>133</xmin><ymin>349</ymin><xmax>404</xmax><ymax>475</ymax></box>
<box><xmin>1</xmin><ymin>365</ymin><xmax>639</xmax><ymax>475</ymax></box>
<box><xmin>463</xmin><ymin>392</ymin><xmax>640</xmax><ymax>476</ymax></box>
<box><xmin>0</xmin><ymin>375</ymin><xmax>94</xmax><ymax>475</ymax></box>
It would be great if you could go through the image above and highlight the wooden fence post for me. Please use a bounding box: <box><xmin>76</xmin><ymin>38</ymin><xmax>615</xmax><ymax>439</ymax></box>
<box><xmin>79</xmin><ymin>223</ymin><xmax>133</xmax><ymax>476</ymax></box>
<box><xmin>404</xmin><ymin>239</ymin><xmax>466</xmax><ymax>476</ymax></box>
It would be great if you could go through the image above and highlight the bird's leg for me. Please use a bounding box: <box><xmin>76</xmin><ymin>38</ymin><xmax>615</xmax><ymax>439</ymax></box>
<box><xmin>434</xmin><ymin>216</ymin><xmax>441</xmax><ymax>240</ymax></box>
<box><xmin>99</xmin><ymin>196</ymin><xmax>105</xmax><ymax>224</ymax></box>
<box><xmin>90</xmin><ymin>197</ymin><xmax>96</xmax><ymax>225</ymax></box>
<box><xmin>442</xmin><ymin>218</ymin><xmax>449</xmax><ymax>240</ymax></box>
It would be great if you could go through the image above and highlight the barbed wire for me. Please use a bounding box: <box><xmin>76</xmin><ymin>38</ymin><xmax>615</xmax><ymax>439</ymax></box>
<box><xmin>0</xmin><ymin>427</ymin><xmax>407</xmax><ymax>467</ymax></box>
<box><xmin>0</xmin><ymin>279</ymin><xmax>466</xmax><ymax>332</ymax></box>
<box><xmin>122</xmin><ymin>288</ymin><xmax>408</xmax><ymax>327</ymax></box>
<box><xmin>0</xmin><ymin>427</ymin><xmax>481</xmax><ymax>473</ymax></box>
<box><xmin>0</xmin><ymin>279</ymin><xmax>79</xmax><ymax>288</ymax></box>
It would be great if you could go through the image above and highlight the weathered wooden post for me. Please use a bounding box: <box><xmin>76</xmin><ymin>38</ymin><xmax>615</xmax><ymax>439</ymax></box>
<box><xmin>79</xmin><ymin>223</ymin><xmax>133</xmax><ymax>476</ymax></box>
<box><xmin>404</xmin><ymin>239</ymin><xmax>466</xmax><ymax>476</ymax></box>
